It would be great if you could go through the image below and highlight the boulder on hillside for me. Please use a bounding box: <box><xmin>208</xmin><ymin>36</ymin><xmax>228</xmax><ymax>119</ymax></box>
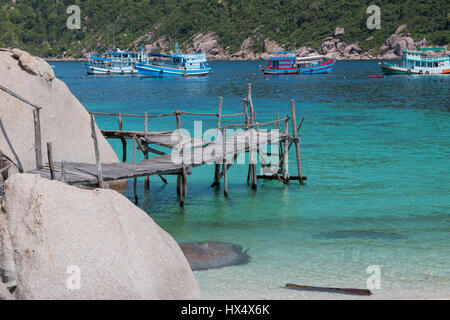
<box><xmin>143</xmin><ymin>36</ymin><xmax>169</xmax><ymax>54</ymax></box>
<box><xmin>380</xmin><ymin>24</ymin><xmax>417</xmax><ymax>58</ymax></box>
<box><xmin>0</xmin><ymin>173</ymin><xmax>201</xmax><ymax>300</ymax></box>
<box><xmin>0</xmin><ymin>49</ymin><xmax>119</xmax><ymax>174</ymax></box>
<box><xmin>334</xmin><ymin>27</ymin><xmax>345</xmax><ymax>37</ymax></box>
<box><xmin>263</xmin><ymin>39</ymin><xmax>284</xmax><ymax>53</ymax></box>
<box><xmin>192</xmin><ymin>32</ymin><xmax>227</xmax><ymax>59</ymax></box>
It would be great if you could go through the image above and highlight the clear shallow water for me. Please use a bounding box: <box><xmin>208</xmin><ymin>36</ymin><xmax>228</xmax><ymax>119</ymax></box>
<box><xmin>53</xmin><ymin>61</ymin><xmax>449</xmax><ymax>299</ymax></box>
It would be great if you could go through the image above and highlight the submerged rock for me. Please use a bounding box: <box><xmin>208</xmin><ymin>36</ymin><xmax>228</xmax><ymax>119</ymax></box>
<box><xmin>179</xmin><ymin>241</ymin><xmax>250</xmax><ymax>271</ymax></box>
<box><xmin>0</xmin><ymin>174</ymin><xmax>201</xmax><ymax>300</ymax></box>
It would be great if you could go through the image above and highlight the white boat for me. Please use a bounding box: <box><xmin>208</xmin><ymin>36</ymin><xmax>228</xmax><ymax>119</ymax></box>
<box><xmin>84</xmin><ymin>49</ymin><xmax>143</xmax><ymax>75</ymax></box>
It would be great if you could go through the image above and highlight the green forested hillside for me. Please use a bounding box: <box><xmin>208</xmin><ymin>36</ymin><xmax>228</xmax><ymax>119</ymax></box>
<box><xmin>0</xmin><ymin>0</ymin><xmax>448</xmax><ymax>58</ymax></box>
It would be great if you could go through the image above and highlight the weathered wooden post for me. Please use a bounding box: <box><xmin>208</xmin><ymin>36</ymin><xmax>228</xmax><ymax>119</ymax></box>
<box><xmin>283</xmin><ymin>116</ymin><xmax>290</xmax><ymax>184</ymax></box>
<box><xmin>133</xmin><ymin>134</ymin><xmax>138</xmax><ymax>204</ymax></box>
<box><xmin>33</xmin><ymin>109</ymin><xmax>43</xmax><ymax>169</ymax></box>
<box><xmin>118</xmin><ymin>114</ymin><xmax>127</xmax><ymax>163</ymax></box>
<box><xmin>60</xmin><ymin>160</ymin><xmax>66</xmax><ymax>183</ymax></box>
<box><xmin>222</xmin><ymin>127</ymin><xmax>228</xmax><ymax>198</ymax></box>
<box><xmin>46</xmin><ymin>142</ymin><xmax>55</xmax><ymax>181</ymax></box>
<box><xmin>175</xmin><ymin>110</ymin><xmax>183</xmax><ymax>198</ymax></box>
<box><xmin>251</xmin><ymin>121</ymin><xmax>258</xmax><ymax>191</ymax></box>
<box><xmin>144</xmin><ymin>112</ymin><xmax>150</xmax><ymax>190</ymax></box>
<box><xmin>244</xmin><ymin>100</ymin><xmax>249</xmax><ymax>129</ymax></box>
<box><xmin>247</xmin><ymin>84</ymin><xmax>256</xmax><ymax>185</ymax></box>
<box><xmin>212</xmin><ymin>97</ymin><xmax>222</xmax><ymax>188</ymax></box>
<box><xmin>90</xmin><ymin>114</ymin><xmax>104</xmax><ymax>188</ymax></box>
<box><xmin>179</xmin><ymin>145</ymin><xmax>186</xmax><ymax>208</ymax></box>
<box><xmin>290</xmin><ymin>100</ymin><xmax>304</xmax><ymax>184</ymax></box>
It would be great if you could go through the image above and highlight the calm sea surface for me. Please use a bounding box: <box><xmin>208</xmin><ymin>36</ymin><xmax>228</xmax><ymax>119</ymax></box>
<box><xmin>53</xmin><ymin>61</ymin><xmax>449</xmax><ymax>299</ymax></box>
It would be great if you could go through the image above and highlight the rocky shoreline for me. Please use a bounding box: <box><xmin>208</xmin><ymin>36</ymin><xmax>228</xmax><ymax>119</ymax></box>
<box><xmin>47</xmin><ymin>25</ymin><xmax>448</xmax><ymax>62</ymax></box>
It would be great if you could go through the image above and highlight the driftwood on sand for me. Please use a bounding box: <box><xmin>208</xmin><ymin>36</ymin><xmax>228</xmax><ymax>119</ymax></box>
<box><xmin>286</xmin><ymin>283</ymin><xmax>372</xmax><ymax>296</ymax></box>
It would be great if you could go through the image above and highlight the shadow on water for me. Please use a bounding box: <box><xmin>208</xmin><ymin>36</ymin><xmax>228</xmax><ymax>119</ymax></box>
<box><xmin>314</xmin><ymin>230</ymin><xmax>406</xmax><ymax>240</ymax></box>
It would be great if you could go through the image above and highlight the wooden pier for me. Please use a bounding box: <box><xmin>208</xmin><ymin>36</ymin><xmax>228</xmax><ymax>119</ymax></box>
<box><xmin>24</xmin><ymin>84</ymin><xmax>306</xmax><ymax>207</ymax></box>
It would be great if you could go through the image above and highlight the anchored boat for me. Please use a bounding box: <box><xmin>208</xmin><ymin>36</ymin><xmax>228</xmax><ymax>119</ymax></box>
<box><xmin>261</xmin><ymin>51</ymin><xmax>299</xmax><ymax>75</ymax></box>
<box><xmin>84</xmin><ymin>49</ymin><xmax>143</xmax><ymax>75</ymax></box>
<box><xmin>381</xmin><ymin>48</ymin><xmax>450</xmax><ymax>75</ymax></box>
<box><xmin>297</xmin><ymin>55</ymin><xmax>335</xmax><ymax>74</ymax></box>
<box><xmin>136</xmin><ymin>52</ymin><xmax>212</xmax><ymax>78</ymax></box>
<box><xmin>261</xmin><ymin>52</ymin><xmax>336</xmax><ymax>75</ymax></box>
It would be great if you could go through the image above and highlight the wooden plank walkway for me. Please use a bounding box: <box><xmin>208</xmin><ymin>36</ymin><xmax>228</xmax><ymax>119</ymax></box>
<box><xmin>28</xmin><ymin>129</ymin><xmax>288</xmax><ymax>186</ymax></box>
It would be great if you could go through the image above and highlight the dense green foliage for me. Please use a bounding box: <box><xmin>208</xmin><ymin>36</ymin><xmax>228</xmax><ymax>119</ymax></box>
<box><xmin>0</xmin><ymin>0</ymin><xmax>448</xmax><ymax>58</ymax></box>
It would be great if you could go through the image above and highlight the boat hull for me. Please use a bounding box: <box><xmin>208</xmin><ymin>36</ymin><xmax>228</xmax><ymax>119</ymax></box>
<box><xmin>263</xmin><ymin>68</ymin><xmax>299</xmax><ymax>75</ymax></box>
<box><xmin>299</xmin><ymin>61</ymin><xmax>335</xmax><ymax>74</ymax></box>
<box><xmin>381</xmin><ymin>62</ymin><xmax>450</xmax><ymax>75</ymax></box>
<box><xmin>84</xmin><ymin>64</ymin><xmax>137</xmax><ymax>75</ymax></box>
<box><xmin>136</xmin><ymin>63</ymin><xmax>211</xmax><ymax>77</ymax></box>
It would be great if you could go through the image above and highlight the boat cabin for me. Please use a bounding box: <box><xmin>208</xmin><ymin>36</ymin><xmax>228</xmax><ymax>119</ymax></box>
<box><xmin>150</xmin><ymin>53</ymin><xmax>208</xmax><ymax>71</ymax></box>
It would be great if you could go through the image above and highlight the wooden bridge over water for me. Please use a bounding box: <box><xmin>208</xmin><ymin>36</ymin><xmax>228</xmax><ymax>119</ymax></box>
<box><xmin>2</xmin><ymin>84</ymin><xmax>306</xmax><ymax>207</ymax></box>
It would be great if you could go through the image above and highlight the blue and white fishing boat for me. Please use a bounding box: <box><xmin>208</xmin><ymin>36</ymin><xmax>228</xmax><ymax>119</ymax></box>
<box><xmin>136</xmin><ymin>52</ymin><xmax>212</xmax><ymax>77</ymax></box>
<box><xmin>381</xmin><ymin>48</ymin><xmax>450</xmax><ymax>75</ymax></box>
<box><xmin>136</xmin><ymin>43</ymin><xmax>211</xmax><ymax>77</ymax></box>
<box><xmin>297</xmin><ymin>55</ymin><xmax>336</xmax><ymax>74</ymax></box>
<box><xmin>84</xmin><ymin>49</ymin><xmax>143</xmax><ymax>75</ymax></box>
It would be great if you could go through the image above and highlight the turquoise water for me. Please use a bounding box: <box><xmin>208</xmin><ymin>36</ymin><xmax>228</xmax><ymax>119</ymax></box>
<box><xmin>54</xmin><ymin>61</ymin><xmax>449</xmax><ymax>299</ymax></box>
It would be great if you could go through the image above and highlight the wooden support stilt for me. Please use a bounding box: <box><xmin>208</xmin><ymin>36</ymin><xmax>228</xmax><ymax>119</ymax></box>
<box><xmin>133</xmin><ymin>134</ymin><xmax>138</xmax><ymax>205</ymax></box>
<box><xmin>212</xmin><ymin>97</ymin><xmax>223</xmax><ymax>188</ymax></box>
<box><xmin>247</xmin><ymin>84</ymin><xmax>257</xmax><ymax>188</ymax></box>
<box><xmin>46</xmin><ymin>142</ymin><xmax>55</xmax><ymax>181</ymax></box>
<box><xmin>159</xmin><ymin>175</ymin><xmax>168</xmax><ymax>184</ymax></box>
<box><xmin>90</xmin><ymin>114</ymin><xmax>104</xmax><ymax>188</ymax></box>
<box><xmin>244</xmin><ymin>101</ymin><xmax>249</xmax><ymax>129</ymax></box>
<box><xmin>251</xmin><ymin>122</ymin><xmax>258</xmax><ymax>191</ymax></box>
<box><xmin>118</xmin><ymin>113</ymin><xmax>123</xmax><ymax>130</ymax></box>
<box><xmin>179</xmin><ymin>146</ymin><xmax>186</xmax><ymax>207</ymax></box>
<box><xmin>60</xmin><ymin>160</ymin><xmax>66</xmax><ymax>183</ymax></box>
<box><xmin>120</xmin><ymin>137</ymin><xmax>127</xmax><ymax>163</ymax></box>
<box><xmin>290</xmin><ymin>100</ymin><xmax>304</xmax><ymax>185</ymax></box>
<box><xmin>283</xmin><ymin>117</ymin><xmax>290</xmax><ymax>184</ymax></box>
<box><xmin>222</xmin><ymin>127</ymin><xmax>228</xmax><ymax>198</ymax></box>
<box><xmin>33</xmin><ymin>109</ymin><xmax>43</xmax><ymax>169</ymax></box>
<box><xmin>144</xmin><ymin>112</ymin><xmax>150</xmax><ymax>190</ymax></box>
<box><xmin>182</xmin><ymin>147</ymin><xmax>188</xmax><ymax>198</ymax></box>
<box><xmin>177</xmin><ymin>175</ymin><xmax>181</xmax><ymax>197</ymax></box>
<box><xmin>175</xmin><ymin>109</ymin><xmax>184</xmax><ymax>204</ymax></box>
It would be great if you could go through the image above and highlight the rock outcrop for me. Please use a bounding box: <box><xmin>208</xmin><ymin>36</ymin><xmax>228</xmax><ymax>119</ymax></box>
<box><xmin>0</xmin><ymin>49</ymin><xmax>119</xmax><ymax>174</ymax></box>
<box><xmin>0</xmin><ymin>281</ymin><xmax>13</xmax><ymax>300</ymax></box>
<box><xmin>191</xmin><ymin>32</ymin><xmax>227</xmax><ymax>60</ymax></box>
<box><xmin>0</xmin><ymin>173</ymin><xmax>201</xmax><ymax>300</ymax></box>
<box><xmin>130</xmin><ymin>25</ymin><xmax>447</xmax><ymax>61</ymax></box>
<box><xmin>321</xmin><ymin>27</ymin><xmax>368</xmax><ymax>60</ymax></box>
<box><xmin>379</xmin><ymin>24</ymin><xmax>416</xmax><ymax>58</ymax></box>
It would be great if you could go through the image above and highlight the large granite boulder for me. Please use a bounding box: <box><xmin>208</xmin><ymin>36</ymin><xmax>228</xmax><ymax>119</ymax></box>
<box><xmin>0</xmin><ymin>173</ymin><xmax>201</xmax><ymax>300</ymax></box>
<box><xmin>0</xmin><ymin>48</ymin><xmax>119</xmax><ymax>174</ymax></box>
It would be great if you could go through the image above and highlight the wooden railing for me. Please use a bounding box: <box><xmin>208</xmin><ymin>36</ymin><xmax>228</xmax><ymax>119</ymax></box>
<box><xmin>0</xmin><ymin>83</ymin><xmax>43</xmax><ymax>170</ymax></box>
